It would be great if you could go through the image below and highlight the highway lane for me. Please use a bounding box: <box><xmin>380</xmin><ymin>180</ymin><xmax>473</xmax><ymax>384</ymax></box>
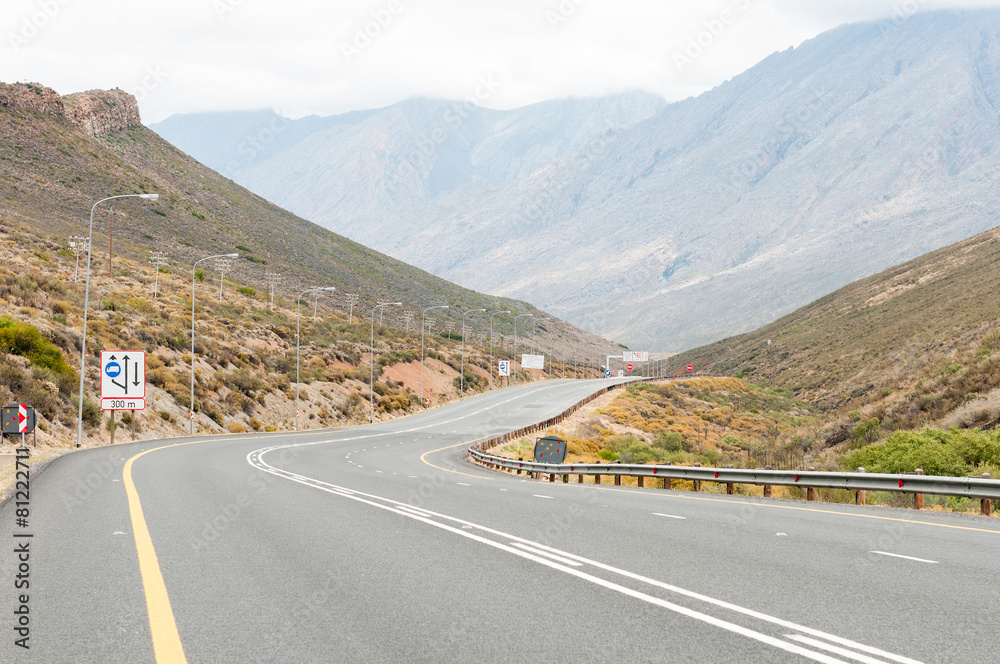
<box><xmin>1</xmin><ymin>377</ymin><xmax>998</xmax><ymax>662</ymax></box>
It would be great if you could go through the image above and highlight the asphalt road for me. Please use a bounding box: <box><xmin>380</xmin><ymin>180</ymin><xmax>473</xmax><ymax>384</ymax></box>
<box><xmin>1</xmin><ymin>377</ymin><xmax>998</xmax><ymax>663</ymax></box>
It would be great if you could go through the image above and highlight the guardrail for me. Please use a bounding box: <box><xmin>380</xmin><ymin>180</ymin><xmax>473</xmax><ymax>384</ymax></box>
<box><xmin>466</xmin><ymin>378</ymin><xmax>999</xmax><ymax>516</ymax></box>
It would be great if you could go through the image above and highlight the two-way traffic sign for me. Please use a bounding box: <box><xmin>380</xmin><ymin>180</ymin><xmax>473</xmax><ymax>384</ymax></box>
<box><xmin>101</xmin><ymin>351</ymin><xmax>146</xmax><ymax>410</ymax></box>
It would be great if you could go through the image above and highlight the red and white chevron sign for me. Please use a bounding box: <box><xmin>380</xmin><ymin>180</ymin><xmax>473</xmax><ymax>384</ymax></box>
<box><xmin>18</xmin><ymin>404</ymin><xmax>28</xmax><ymax>433</ymax></box>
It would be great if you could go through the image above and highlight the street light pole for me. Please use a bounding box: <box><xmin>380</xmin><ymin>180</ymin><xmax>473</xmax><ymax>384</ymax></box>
<box><xmin>420</xmin><ymin>305</ymin><xmax>449</xmax><ymax>405</ymax></box>
<box><xmin>370</xmin><ymin>301</ymin><xmax>402</xmax><ymax>423</ymax></box>
<box><xmin>190</xmin><ymin>252</ymin><xmax>239</xmax><ymax>436</ymax></box>
<box><xmin>513</xmin><ymin>314</ymin><xmax>533</xmax><ymax>385</ymax></box>
<box><xmin>75</xmin><ymin>193</ymin><xmax>158</xmax><ymax>449</ymax></box>
<box><xmin>488</xmin><ymin>310</ymin><xmax>510</xmax><ymax>389</ymax></box>
<box><xmin>460</xmin><ymin>308</ymin><xmax>485</xmax><ymax>395</ymax></box>
<box><xmin>296</xmin><ymin>286</ymin><xmax>336</xmax><ymax>431</ymax></box>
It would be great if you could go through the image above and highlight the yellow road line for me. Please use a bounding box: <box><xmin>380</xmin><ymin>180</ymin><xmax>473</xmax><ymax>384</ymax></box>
<box><xmin>420</xmin><ymin>435</ymin><xmax>494</xmax><ymax>479</ymax></box>
<box><xmin>124</xmin><ymin>442</ymin><xmax>201</xmax><ymax>664</ymax></box>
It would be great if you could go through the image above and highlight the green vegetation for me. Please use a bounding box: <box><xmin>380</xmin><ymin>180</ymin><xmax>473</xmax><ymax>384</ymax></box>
<box><xmin>844</xmin><ymin>429</ymin><xmax>1000</xmax><ymax>478</ymax></box>
<box><xmin>0</xmin><ymin>316</ymin><xmax>75</xmax><ymax>382</ymax></box>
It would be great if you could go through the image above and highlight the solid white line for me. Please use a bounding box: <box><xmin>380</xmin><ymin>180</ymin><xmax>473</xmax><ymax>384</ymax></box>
<box><xmin>786</xmin><ymin>635</ymin><xmax>898</xmax><ymax>664</ymax></box>
<box><xmin>457</xmin><ymin>482</ymin><xmax>471</xmax><ymax>486</ymax></box>
<box><xmin>532</xmin><ymin>495</ymin><xmax>554</xmax><ymax>499</ymax></box>
<box><xmin>871</xmin><ymin>551</ymin><xmax>938</xmax><ymax>564</ymax></box>
<box><xmin>395</xmin><ymin>505</ymin><xmax>434</xmax><ymax>518</ymax></box>
<box><xmin>510</xmin><ymin>542</ymin><xmax>583</xmax><ymax>567</ymax></box>
<box><xmin>251</xmin><ymin>458</ymin><xmax>850</xmax><ymax>664</ymax></box>
<box><xmin>653</xmin><ymin>513</ymin><xmax>687</xmax><ymax>520</ymax></box>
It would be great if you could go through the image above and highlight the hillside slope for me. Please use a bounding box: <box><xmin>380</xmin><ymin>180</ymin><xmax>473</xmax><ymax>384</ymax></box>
<box><xmin>155</xmin><ymin>10</ymin><xmax>1000</xmax><ymax>351</ymax></box>
<box><xmin>669</xmin><ymin>222</ymin><xmax>1000</xmax><ymax>435</ymax></box>
<box><xmin>0</xmin><ymin>82</ymin><xmax>618</xmax><ymax>364</ymax></box>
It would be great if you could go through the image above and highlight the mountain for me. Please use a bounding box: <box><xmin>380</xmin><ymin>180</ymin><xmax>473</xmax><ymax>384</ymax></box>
<box><xmin>153</xmin><ymin>10</ymin><xmax>1000</xmax><ymax>352</ymax></box>
<box><xmin>668</xmin><ymin>222</ymin><xmax>1000</xmax><ymax>434</ymax></box>
<box><xmin>0</xmin><ymin>81</ymin><xmax>622</xmax><ymax>364</ymax></box>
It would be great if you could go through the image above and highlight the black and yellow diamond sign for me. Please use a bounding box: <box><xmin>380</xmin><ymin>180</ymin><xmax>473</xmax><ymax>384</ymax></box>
<box><xmin>533</xmin><ymin>435</ymin><xmax>567</xmax><ymax>464</ymax></box>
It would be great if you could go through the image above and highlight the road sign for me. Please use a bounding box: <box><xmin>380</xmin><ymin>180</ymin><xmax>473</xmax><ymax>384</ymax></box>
<box><xmin>623</xmin><ymin>351</ymin><xmax>649</xmax><ymax>362</ymax></box>
<box><xmin>2</xmin><ymin>404</ymin><xmax>35</xmax><ymax>434</ymax></box>
<box><xmin>687</xmin><ymin>365</ymin><xmax>693</xmax><ymax>372</ymax></box>
<box><xmin>617</xmin><ymin>370</ymin><xmax>624</xmax><ymax>377</ymax></box>
<box><xmin>604</xmin><ymin>369</ymin><xmax>611</xmax><ymax>378</ymax></box>
<box><xmin>521</xmin><ymin>354</ymin><xmax>544</xmax><ymax>370</ymax></box>
<box><xmin>424</xmin><ymin>397</ymin><xmax>430</xmax><ymax>406</ymax></box>
<box><xmin>533</xmin><ymin>435</ymin><xmax>567</xmax><ymax>464</ymax></box>
<box><xmin>498</xmin><ymin>360</ymin><xmax>511</xmax><ymax>377</ymax></box>
<box><xmin>100</xmin><ymin>351</ymin><xmax>146</xmax><ymax>410</ymax></box>
<box><xmin>627</xmin><ymin>363</ymin><xmax>633</xmax><ymax>371</ymax></box>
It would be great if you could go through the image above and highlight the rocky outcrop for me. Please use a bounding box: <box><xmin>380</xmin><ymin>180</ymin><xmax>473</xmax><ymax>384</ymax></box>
<box><xmin>0</xmin><ymin>82</ymin><xmax>64</xmax><ymax>115</ymax></box>
<box><xmin>62</xmin><ymin>89</ymin><xmax>142</xmax><ymax>137</ymax></box>
<box><xmin>0</xmin><ymin>81</ymin><xmax>141</xmax><ymax>137</ymax></box>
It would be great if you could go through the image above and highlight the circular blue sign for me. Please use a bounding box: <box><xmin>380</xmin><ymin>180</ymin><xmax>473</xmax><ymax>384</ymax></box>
<box><xmin>605</xmin><ymin>369</ymin><xmax>611</xmax><ymax>377</ymax></box>
<box><xmin>105</xmin><ymin>362</ymin><xmax>121</xmax><ymax>378</ymax></box>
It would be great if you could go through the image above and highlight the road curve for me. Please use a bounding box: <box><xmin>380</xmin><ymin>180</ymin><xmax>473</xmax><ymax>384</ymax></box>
<box><xmin>2</xmin><ymin>378</ymin><xmax>998</xmax><ymax>663</ymax></box>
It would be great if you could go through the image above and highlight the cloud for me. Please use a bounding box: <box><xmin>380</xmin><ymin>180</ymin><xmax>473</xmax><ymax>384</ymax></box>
<box><xmin>2</xmin><ymin>0</ymin><xmax>999</xmax><ymax>122</ymax></box>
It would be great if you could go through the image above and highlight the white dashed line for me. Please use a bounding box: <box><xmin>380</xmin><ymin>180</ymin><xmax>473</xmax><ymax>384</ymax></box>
<box><xmin>533</xmin><ymin>495</ymin><xmax>554</xmax><ymax>499</ymax></box>
<box><xmin>653</xmin><ymin>513</ymin><xmax>687</xmax><ymax>520</ymax></box>
<box><xmin>871</xmin><ymin>551</ymin><xmax>938</xmax><ymax>564</ymax></box>
<box><xmin>457</xmin><ymin>482</ymin><xmax>471</xmax><ymax>486</ymax></box>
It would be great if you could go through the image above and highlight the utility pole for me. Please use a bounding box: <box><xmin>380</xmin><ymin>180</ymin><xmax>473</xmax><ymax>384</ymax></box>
<box><xmin>215</xmin><ymin>257</ymin><xmax>233</xmax><ymax>302</ymax></box>
<box><xmin>377</xmin><ymin>299</ymin><xmax>391</xmax><ymax>326</ymax></box>
<box><xmin>149</xmin><ymin>251</ymin><xmax>168</xmax><ymax>298</ymax></box>
<box><xmin>266</xmin><ymin>273</ymin><xmax>281</xmax><ymax>311</ymax></box>
<box><xmin>403</xmin><ymin>311</ymin><xmax>414</xmax><ymax>333</ymax></box>
<box><xmin>345</xmin><ymin>293</ymin><xmax>360</xmax><ymax>324</ymax></box>
<box><xmin>69</xmin><ymin>236</ymin><xmax>89</xmax><ymax>284</ymax></box>
<box><xmin>107</xmin><ymin>206</ymin><xmax>113</xmax><ymax>277</ymax></box>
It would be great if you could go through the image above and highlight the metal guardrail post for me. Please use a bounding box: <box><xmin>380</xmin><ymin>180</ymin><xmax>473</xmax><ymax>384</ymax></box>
<box><xmin>806</xmin><ymin>468</ymin><xmax>817</xmax><ymax>501</ymax></box>
<box><xmin>595</xmin><ymin>474</ymin><xmax>601</xmax><ymax>485</ymax></box>
<box><xmin>856</xmin><ymin>467</ymin><xmax>866</xmax><ymax>505</ymax></box>
<box><xmin>914</xmin><ymin>469</ymin><xmax>924</xmax><ymax>510</ymax></box>
<box><xmin>982</xmin><ymin>474</ymin><xmax>993</xmax><ymax>516</ymax></box>
<box><xmin>637</xmin><ymin>475</ymin><xmax>644</xmax><ymax>488</ymax></box>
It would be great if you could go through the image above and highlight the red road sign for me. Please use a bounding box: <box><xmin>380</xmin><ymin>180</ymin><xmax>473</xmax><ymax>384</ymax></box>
<box><xmin>627</xmin><ymin>363</ymin><xmax>633</xmax><ymax>371</ymax></box>
<box><xmin>687</xmin><ymin>365</ymin><xmax>693</xmax><ymax>372</ymax></box>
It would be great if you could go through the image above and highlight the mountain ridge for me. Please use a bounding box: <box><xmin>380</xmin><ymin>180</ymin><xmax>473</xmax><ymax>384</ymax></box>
<box><xmin>153</xmin><ymin>9</ymin><xmax>1000</xmax><ymax>352</ymax></box>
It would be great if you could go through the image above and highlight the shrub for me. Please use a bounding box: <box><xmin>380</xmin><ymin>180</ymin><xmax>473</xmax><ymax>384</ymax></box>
<box><xmin>653</xmin><ymin>431</ymin><xmax>683</xmax><ymax>452</ymax></box>
<box><xmin>0</xmin><ymin>317</ymin><xmax>76</xmax><ymax>383</ymax></box>
<box><xmin>249</xmin><ymin>417</ymin><xmax>262</xmax><ymax>431</ymax></box>
<box><xmin>851</xmin><ymin>418</ymin><xmax>881</xmax><ymax>446</ymax></box>
<box><xmin>842</xmin><ymin>428</ymin><xmax>1000</xmax><ymax>477</ymax></box>
<box><xmin>237</xmin><ymin>286</ymin><xmax>256</xmax><ymax>297</ymax></box>
<box><xmin>227</xmin><ymin>421</ymin><xmax>246</xmax><ymax>434</ymax></box>
<box><xmin>264</xmin><ymin>425</ymin><xmax>277</xmax><ymax>432</ymax></box>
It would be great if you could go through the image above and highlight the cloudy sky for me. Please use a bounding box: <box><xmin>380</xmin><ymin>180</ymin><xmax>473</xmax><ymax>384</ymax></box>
<box><xmin>3</xmin><ymin>0</ymin><xmax>1000</xmax><ymax>123</ymax></box>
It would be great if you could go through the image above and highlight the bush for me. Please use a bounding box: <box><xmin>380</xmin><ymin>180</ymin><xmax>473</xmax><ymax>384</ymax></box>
<box><xmin>249</xmin><ymin>417</ymin><xmax>262</xmax><ymax>431</ymax></box>
<box><xmin>0</xmin><ymin>317</ymin><xmax>76</xmax><ymax>384</ymax></box>
<box><xmin>843</xmin><ymin>428</ymin><xmax>1000</xmax><ymax>477</ymax></box>
<box><xmin>653</xmin><ymin>431</ymin><xmax>683</xmax><ymax>452</ymax></box>
<box><xmin>71</xmin><ymin>394</ymin><xmax>101</xmax><ymax>428</ymax></box>
<box><xmin>227</xmin><ymin>421</ymin><xmax>246</xmax><ymax>434</ymax></box>
<box><xmin>237</xmin><ymin>286</ymin><xmax>256</xmax><ymax>297</ymax></box>
<box><xmin>605</xmin><ymin>435</ymin><xmax>659</xmax><ymax>464</ymax></box>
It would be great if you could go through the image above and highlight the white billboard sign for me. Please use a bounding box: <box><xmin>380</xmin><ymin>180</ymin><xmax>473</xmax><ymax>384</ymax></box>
<box><xmin>521</xmin><ymin>354</ymin><xmax>545</xmax><ymax>370</ymax></box>
<box><xmin>623</xmin><ymin>351</ymin><xmax>649</xmax><ymax>362</ymax></box>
